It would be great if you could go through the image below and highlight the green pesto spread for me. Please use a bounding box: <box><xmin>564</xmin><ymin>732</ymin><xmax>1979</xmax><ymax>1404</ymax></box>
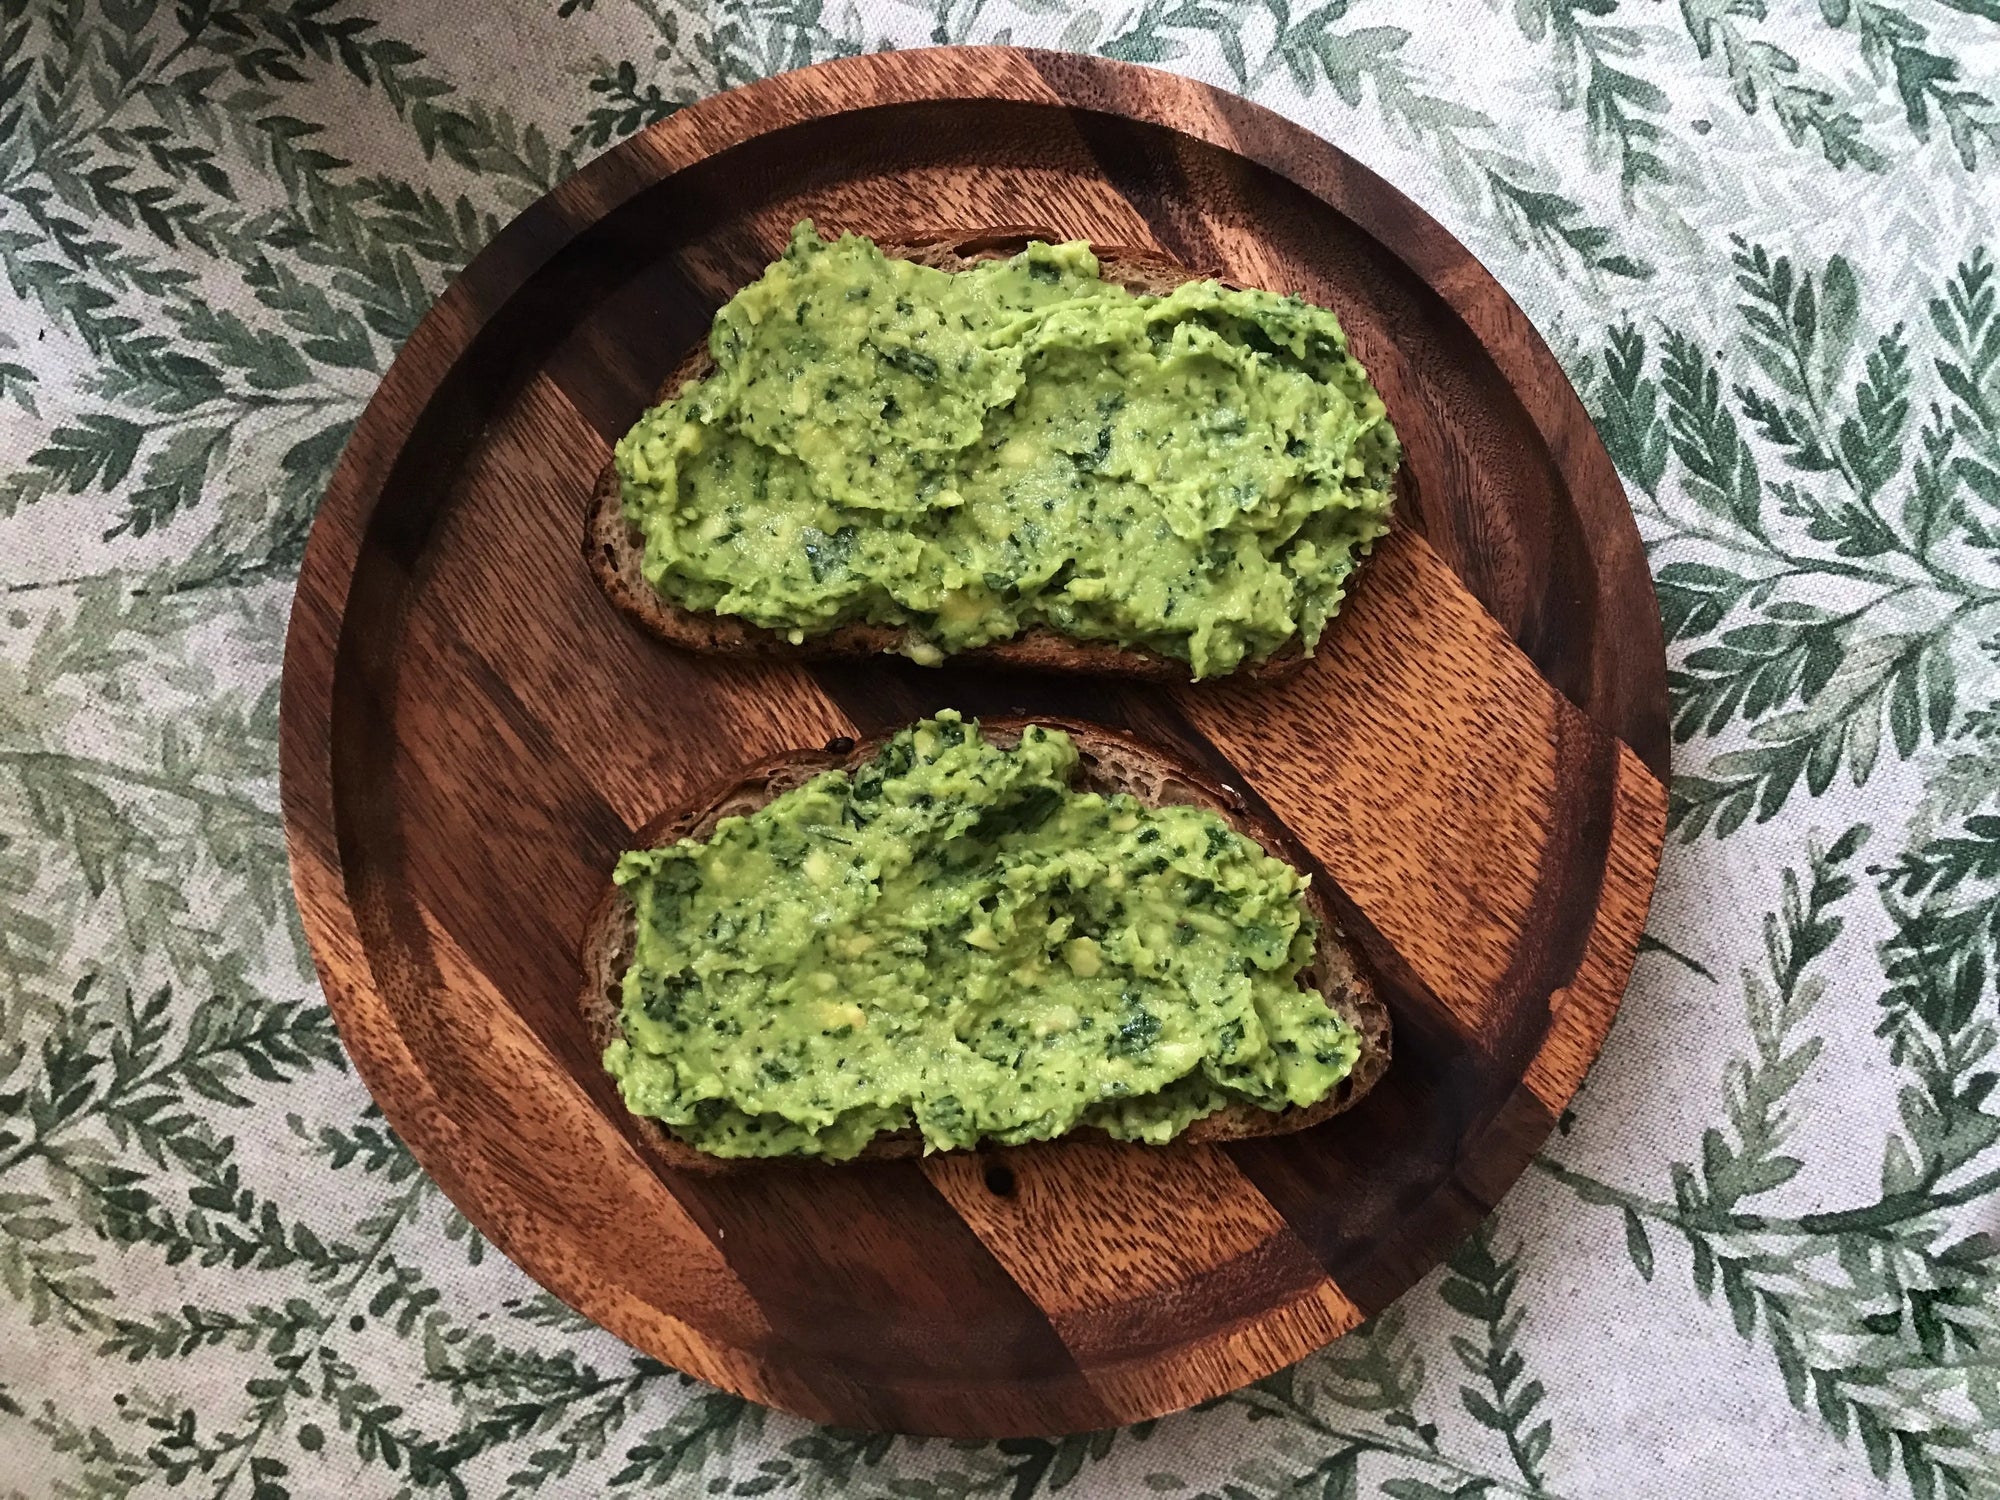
<box><xmin>614</xmin><ymin>222</ymin><xmax>1399</xmax><ymax>679</ymax></box>
<box><xmin>602</xmin><ymin>714</ymin><xmax>1361</xmax><ymax>1160</ymax></box>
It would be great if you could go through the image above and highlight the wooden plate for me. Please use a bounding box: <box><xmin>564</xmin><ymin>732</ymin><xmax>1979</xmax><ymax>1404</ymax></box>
<box><xmin>279</xmin><ymin>47</ymin><xmax>1669</xmax><ymax>1438</ymax></box>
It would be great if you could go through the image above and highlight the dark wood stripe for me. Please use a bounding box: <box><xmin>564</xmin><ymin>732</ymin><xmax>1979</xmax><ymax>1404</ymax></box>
<box><xmin>1226</xmin><ymin>1028</ymin><xmax>1538</xmax><ymax>1311</ymax></box>
<box><xmin>1236</xmin><ymin>1083</ymin><xmax>1560</xmax><ymax>1313</ymax></box>
<box><xmin>809</xmin><ymin>656</ymin><xmax>1156</xmax><ymax>736</ymax></box>
<box><xmin>1055</xmin><ymin>103</ymin><xmax>1227</xmax><ymax>270</ymax></box>
<box><xmin>1380</xmin><ymin>303</ymin><xmax>1609</xmax><ymax>725</ymax></box>
<box><xmin>450</xmin><ymin>193</ymin><xmax>590</xmax><ymax>326</ymax></box>
<box><xmin>544</xmin><ymin>250</ymin><xmax>724</xmax><ymax>443</ymax></box>
<box><xmin>335</xmin><ymin>597</ymin><xmax>632</xmax><ymax>1072</ymax></box>
<box><xmin>664</xmin><ymin>1161</ymin><xmax>1114</xmax><ymax>1433</ymax></box>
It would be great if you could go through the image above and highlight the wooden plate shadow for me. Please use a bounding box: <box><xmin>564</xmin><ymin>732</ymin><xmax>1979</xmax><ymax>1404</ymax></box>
<box><xmin>279</xmin><ymin>47</ymin><xmax>1669</xmax><ymax>1438</ymax></box>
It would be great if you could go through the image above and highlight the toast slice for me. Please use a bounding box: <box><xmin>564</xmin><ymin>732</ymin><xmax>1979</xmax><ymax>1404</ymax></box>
<box><xmin>584</xmin><ymin>229</ymin><xmax>1314</xmax><ymax>683</ymax></box>
<box><xmin>579</xmin><ymin>716</ymin><xmax>1390</xmax><ymax>1170</ymax></box>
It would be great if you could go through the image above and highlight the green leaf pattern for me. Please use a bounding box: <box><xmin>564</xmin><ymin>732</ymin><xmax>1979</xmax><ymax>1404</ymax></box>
<box><xmin>2</xmin><ymin>0</ymin><xmax>1998</xmax><ymax>1495</ymax></box>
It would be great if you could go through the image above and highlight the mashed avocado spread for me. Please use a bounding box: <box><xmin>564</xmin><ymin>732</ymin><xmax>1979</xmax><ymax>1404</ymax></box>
<box><xmin>614</xmin><ymin>223</ymin><xmax>1399</xmax><ymax>679</ymax></box>
<box><xmin>604</xmin><ymin>714</ymin><xmax>1361</xmax><ymax>1159</ymax></box>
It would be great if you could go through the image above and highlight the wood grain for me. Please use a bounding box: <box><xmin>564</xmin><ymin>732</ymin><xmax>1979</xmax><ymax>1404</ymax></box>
<box><xmin>279</xmin><ymin>47</ymin><xmax>1669</xmax><ymax>1438</ymax></box>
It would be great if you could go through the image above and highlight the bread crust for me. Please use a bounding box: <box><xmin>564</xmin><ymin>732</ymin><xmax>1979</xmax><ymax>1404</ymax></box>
<box><xmin>579</xmin><ymin>717</ymin><xmax>1390</xmax><ymax>1171</ymax></box>
<box><xmin>583</xmin><ymin>230</ymin><xmax>1313</xmax><ymax>682</ymax></box>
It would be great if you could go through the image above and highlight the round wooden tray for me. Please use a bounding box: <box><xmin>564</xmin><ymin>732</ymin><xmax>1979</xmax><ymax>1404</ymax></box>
<box><xmin>279</xmin><ymin>47</ymin><xmax>1669</xmax><ymax>1438</ymax></box>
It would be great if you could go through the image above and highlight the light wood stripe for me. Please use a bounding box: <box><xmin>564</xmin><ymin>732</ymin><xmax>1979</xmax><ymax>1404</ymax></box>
<box><xmin>1177</xmin><ymin>528</ymin><xmax>1577</xmax><ymax>1041</ymax></box>
<box><xmin>924</xmin><ymin>1141</ymin><xmax>1362</xmax><ymax>1406</ymax></box>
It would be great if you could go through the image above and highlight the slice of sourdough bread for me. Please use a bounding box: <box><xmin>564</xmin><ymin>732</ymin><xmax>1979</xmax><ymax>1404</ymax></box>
<box><xmin>579</xmin><ymin>717</ymin><xmax>1389</xmax><ymax>1170</ymax></box>
<box><xmin>584</xmin><ymin>230</ymin><xmax>1306</xmax><ymax>682</ymax></box>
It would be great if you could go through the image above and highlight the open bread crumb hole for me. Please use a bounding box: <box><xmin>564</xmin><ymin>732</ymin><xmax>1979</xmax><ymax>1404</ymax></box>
<box><xmin>982</xmin><ymin>1162</ymin><xmax>1016</xmax><ymax>1197</ymax></box>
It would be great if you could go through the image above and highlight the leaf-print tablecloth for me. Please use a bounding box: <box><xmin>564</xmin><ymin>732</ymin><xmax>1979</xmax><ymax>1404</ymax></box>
<box><xmin>3</xmin><ymin>2</ymin><xmax>1998</xmax><ymax>1496</ymax></box>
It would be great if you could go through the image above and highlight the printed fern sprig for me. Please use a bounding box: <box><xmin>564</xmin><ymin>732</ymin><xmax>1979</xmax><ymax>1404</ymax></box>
<box><xmin>1823</xmin><ymin>0</ymin><xmax>2000</xmax><ymax>171</ymax></box>
<box><xmin>1439</xmin><ymin>1228</ymin><xmax>1554</xmax><ymax>1491</ymax></box>
<box><xmin>1677</xmin><ymin>0</ymin><xmax>1886</xmax><ymax>169</ymax></box>
<box><xmin>1221</xmin><ymin>1308</ymin><xmax>1573</xmax><ymax>1500</ymax></box>
<box><xmin>1545</xmin><ymin>827</ymin><xmax>2000</xmax><ymax>1497</ymax></box>
<box><xmin>1513</xmin><ymin>0</ymin><xmax>1671</xmax><ymax>196</ymax></box>
<box><xmin>1584</xmin><ymin>245</ymin><xmax>2000</xmax><ymax>839</ymax></box>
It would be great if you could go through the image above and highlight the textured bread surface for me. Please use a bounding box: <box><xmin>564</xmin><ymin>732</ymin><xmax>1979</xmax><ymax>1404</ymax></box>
<box><xmin>584</xmin><ymin>230</ymin><xmax>1308</xmax><ymax>682</ymax></box>
<box><xmin>580</xmin><ymin>717</ymin><xmax>1391</xmax><ymax>1170</ymax></box>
